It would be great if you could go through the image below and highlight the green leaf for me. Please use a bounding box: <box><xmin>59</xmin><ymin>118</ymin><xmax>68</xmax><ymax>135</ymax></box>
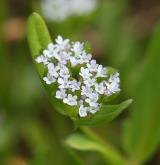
<box><xmin>27</xmin><ymin>12</ymin><xmax>51</xmax><ymax>58</ymax></box>
<box><xmin>123</xmin><ymin>23</ymin><xmax>160</xmax><ymax>163</ymax></box>
<box><xmin>65</xmin><ymin>133</ymin><xmax>126</xmax><ymax>165</ymax></box>
<box><xmin>27</xmin><ymin>12</ymin><xmax>51</xmax><ymax>78</ymax></box>
<box><xmin>74</xmin><ymin>99</ymin><xmax>132</xmax><ymax>127</ymax></box>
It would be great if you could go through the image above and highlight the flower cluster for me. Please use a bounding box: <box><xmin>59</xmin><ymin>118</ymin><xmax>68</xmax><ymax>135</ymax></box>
<box><xmin>35</xmin><ymin>35</ymin><xmax>120</xmax><ymax>117</ymax></box>
<box><xmin>41</xmin><ymin>0</ymin><xmax>97</xmax><ymax>22</ymax></box>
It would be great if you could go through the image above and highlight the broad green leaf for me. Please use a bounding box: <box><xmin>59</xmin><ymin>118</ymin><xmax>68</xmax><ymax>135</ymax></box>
<box><xmin>27</xmin><ymin>12</ymin><xmax>51</xmax><ymax>78</ymax></box>
<box><xmin>74</xmin><ymin>99</ymin><xmax>132</xmax><ymax>127</ymax></box>
<box><xmin>123</xmin><ymin>23</ymin><xmax>160</xmax><ymax>163</ymax></box>
<box><xmin>65</xmin><ymin>133</ymin><xmax>126</xmax><ymax>165</ymax></box>
<box><xmin>27</xmin><ymin>12</ymin><xmax>51</xmax><ymax>58</ymax></box>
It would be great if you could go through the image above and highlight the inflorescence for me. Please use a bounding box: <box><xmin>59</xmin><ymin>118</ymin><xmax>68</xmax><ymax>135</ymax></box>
<box><xmin>35</xmin><ymin>36</ymin><xmax>120</xmax><ymax>117</ymax></box>
<box><xmin>41</xmin><ymin>0</ymin><xmax>97</xmax><ymax>22</ymax></box>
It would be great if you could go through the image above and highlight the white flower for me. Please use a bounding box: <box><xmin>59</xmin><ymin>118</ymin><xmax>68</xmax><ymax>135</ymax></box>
<box><xmin>70</xmin><ymin>56</ymin><xmax>79</xmax><ymax>66</ymax></box>
<box><xmin>95</xmin><ymin>82</ymin><xmax>106</xmax><ymax>94</ymax></box>
<box><xmin>105</xmin><ymin>73</ymin><xmax>120</xmax><ymax>95</ymax></box>
<box><xmin>63</xmin><ymin>94</ymin><xmax>78</xmax><ymax>106</ymax></box>
<box><xmin>79</xmin><ymin>67</ymin><xmax>92</xmax><ymax>79</ymax></box>
<box><xmin>96</xmin><ymin>65</ymin><xmax>107</xmax><ymax>78</ymax></box>
<box><xmin>41</xmin><ymin>0</ymin><xmax>97</xmax><ymax>22</ymax></box>
<box><xmin>47</xmin><ymin>63</ymin><xmax>59</xmax><ymax>78</ymax></box>
<box><xmin>55</xmin><ymin>51</ymin><xmax>70</xmax><ymax>65</ymax></box>
<box><xmin>81</xmin><ymin>85</ymin><xmax>93</xmax><ymax>97</ymax></box>
<box><xmin>56</xmin><ymin>89</ymin><xmax>67</xmax><ymax>99</ymax></box>
<box><xmin>84</xmin><ymin>77</ymin><xmax>96</xmax><ymax>87</ymax></box>
<box><xmin>48</xmin><ymin>43</ymin><xmax>55</xmax><ymax>50</ymax></box>
<box><xmin>56</xmin><ymin>35</ymin><xmax>70</xmax><ymax>50</ymax></box>
<box><xmin>80</xmin><ymin>52</ymin><xmax>92</xmax><ymax>64</ymax></box>
<box><xmin>108</xmin><ymin>73</ymin><xmax>120</xmax><ymax>83</ymax></box>
<box><xmin>59</xmin><ymin>65</ymin><xmax>70</xmax><ymax>78</ymax></box>
<box><xmin>43</xmin><ymin>73</ymin><xmax>56</xmax><ymax>84</ymax></box>
<box><xmin>87</xmin><ymin>60</ymin><xmax>99</xmax><ymax>72</ymax></box>
<box><xmin>69</xmin><ymin>80</ymin><xmax>81</xmax><ymax>92</ymax></box>
<box><xmin>85</xmin><ymin>93</ymin><xmax>99</xmax><ymax>107</ymax></box>
<box><xmin>71</xmin><ymin>0</ymin><xmax>97</xmax><ymax>16</ymax></box>
<box><xmin>35</xmin><ymin>55</ymin><xmax>48</xmax><ymax>65</ymax></box>
<box><xmin>43</xmin><ymin>45</ymin><xmax>55</xmax><ymax>58</ymax></box>
<box><xmin>106</xmin><ymin>82</ymin><xmax>120</xmax><ymax>95</ymax></box>
<box><xmin>58</xmin><ymin>77</ymin><xmax>69</xmax><ymax>89</ymax></box>
<box><xmin>79</xmin><ymin>105</ymin><xmax>88</xmax><ymax>117</ymax></box>
<box><xmin>70</xmin><ymin>52</ymin><xmax>91</xmax><ymax>66</ymax></box>
<box><xmin>72</xmin><ymin>42</ymin><xmax>84</xmax><ymax>54</ymax></box>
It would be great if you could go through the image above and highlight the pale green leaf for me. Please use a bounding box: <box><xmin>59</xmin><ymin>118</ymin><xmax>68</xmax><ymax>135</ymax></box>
<box><xmin>65</xmin><ymin>133</ymin><xmax>127</xmax><ymax>165</ymax></box>
<box><xmin>27</xmin><ymin>12</ymin><xmax>51</xmax><ymax>78</ymax></box>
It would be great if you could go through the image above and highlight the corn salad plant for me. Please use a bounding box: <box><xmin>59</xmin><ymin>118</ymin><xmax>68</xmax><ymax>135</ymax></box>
<box><xmin>27</xmin><ymin>13</ymin><xmax>132</xmax><ymax>165</ymax></box>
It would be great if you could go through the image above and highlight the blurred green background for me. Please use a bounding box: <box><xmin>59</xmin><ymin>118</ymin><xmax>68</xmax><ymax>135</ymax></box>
<box><xmin>0</xmin><ymin>0</ymin><xmax>160</xmax><ymax>164</ymax></box>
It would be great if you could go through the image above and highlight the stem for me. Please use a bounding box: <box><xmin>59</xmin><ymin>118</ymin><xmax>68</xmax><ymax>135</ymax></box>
<box><xmin>80</xmin><ymin>126</ymin><xmax>127</xmax><ymax>165</ymax></box>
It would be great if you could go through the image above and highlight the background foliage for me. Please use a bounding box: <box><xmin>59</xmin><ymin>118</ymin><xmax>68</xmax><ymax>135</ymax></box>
<box><xmin>0</xmin><ymin>0</ymin><xmax>160</xmax><ymax>164</ymax></box>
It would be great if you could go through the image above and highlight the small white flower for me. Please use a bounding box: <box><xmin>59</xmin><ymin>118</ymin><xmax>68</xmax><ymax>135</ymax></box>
<box><xmin>59</xmin><ymin>65</ymin><xmax>70</xmax><ymax>78</ymax></box>
<box><xmin>63</xmin><ymin>94</ymin><xmax>78</xmax><ymax>106</ymax></box>
<box><xmin>71</xmin><ymin>0</ymin><xmax>97</xmax><ymax>16</ymax></box>
<box><xmin>41</xmin><ymin>0</ymin><xmax>97</xmax><ymax>22</ymax></box>
<box><xmin>35</xmin><ymin>55</ymin><xmax>48</xmax><ymax>65</ymax></box>
<box><xmin>48</xmin><ymin>43</ymin><xmax>56</xmax><ymax>52</ymax></box>
<box><xmin>83</xmin><ymin>77</ymin><xmax>96</xmax><ymax>87</ymax></box>
<box><xmin>95</xmin><ymin>82</ymin><xmax>106</xmax><ymax>94</ymax></box>
<box><xmin>70</xmin><ymin>56</ymin><xmax>79</xmax><ymax>66</ymax></box>
<box><xmin>106</xmin><ymin>82</ymin><xmax>120</xmax><ymax>95</ymax></box>
<box><xmin>72</xmin><ymin>42</ymin><xmax>84</xmax><ymax>54</ymax></box>
<box><xmin>79</xmin><ymin>67</ymin><xmax>92</xmax><ymax>79</ymax></box>
<box><xmin>69</xmin><ymin>80</ymin><xmax>81</xmax><ymax>92</ymax></box>
<box><xmin>87</xmin><ymin>60</ymin><xmax>99</xmax><ymax>72</ymax></box>
<box><xmin>44</xmin><ymin>43</ymin><xmax>57</xmax><ymax>58</ymax></box>
<box><xmin>43</xmin><ymin>73</ymin><xmax>56</xmax><ymax>84</ymax></box>
<box><xmin>105</xmin><ymin>73</ymin><xmax>120</xmax><ymax>95</ymax></box>
<box><xmin>56</xmin><ymin>35</ymin><xmax>70</xmax><ymax>50</ymax></box>
<box><xmin>55</xmin><ymin>52</ymin><xmax>70</xmax><ymax>65</ymax></box>
<box><xmin>58</xmin><ymin>77</ymin><xmax>69</xmax><ymax>89</ymax></box>
<box><xmin>80</xmin><ymin>52</ymin><xmax>92</xmax><ymax>64</ymax></box>
<box><xmin>81</xmin><ymin>85</ymin><xmax>93</xmax><ymax>97</ymax></box>
<box><xmin>108</xmin><ymin>73</ymin><xmax>120</xmax><ymax>83</ymax></box>
<box><xmin>56</xmin><ymin>89</ymin><xmax>67</xmax><ymax>99</ymax></box>
<box><xmin>96</xmin><ymin>65</ymin><xmax>107</xmax><ymax>78</ymax></box>
<box><xmin>79</xmin><ymin>105</ymin><xmax>88</xmax><ymax>117</ymax></box>
<box><xmin>43</xmin><ymin>49</ymin><xmax>54</xmax><ymax>58</ymax></box>
<box><xmin>47</xmin><ymin>63</ymin><xmax>59</xmax><ymax>78</ymax></box>
<box><xmin>85</xmin><ymin>93</ymin><xmax>99</xmax><ymax>107</ymax></box>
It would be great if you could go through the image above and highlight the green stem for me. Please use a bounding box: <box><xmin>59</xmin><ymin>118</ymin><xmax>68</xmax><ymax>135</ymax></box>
<box><xmin>81</xmin><ymin>126</ymin><xmax>127</xmax><ymax>165</ymax></box>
